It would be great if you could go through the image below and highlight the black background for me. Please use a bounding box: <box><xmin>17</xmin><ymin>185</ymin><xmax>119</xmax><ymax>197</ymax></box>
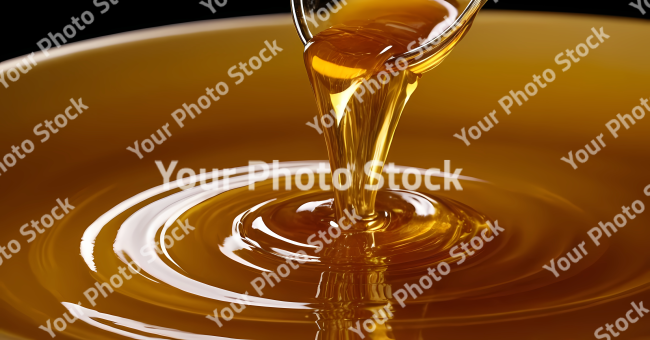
<box><xmin>0</xmin><ymin>0</ymin><xmax>647</xmax><ymax>62</ymax></box>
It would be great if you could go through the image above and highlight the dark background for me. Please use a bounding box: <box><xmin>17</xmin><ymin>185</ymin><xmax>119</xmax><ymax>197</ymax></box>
<box><xmin>0</xmin><ymin>0</ymin><xmax>647</xmax><ymax>63</ymax></box>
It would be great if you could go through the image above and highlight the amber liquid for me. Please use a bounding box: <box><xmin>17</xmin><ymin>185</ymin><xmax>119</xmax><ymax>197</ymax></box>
<box><xmin>2</xmin><ymin>6</ymin><xmax>650</xmax><ymax>340</ymax></box>
<box><xmin>299</xmin><ymin>2</ymin><xmax>493</xmax><ymax>336</ymax></box>
<box><xmin>303</xmin><ymin>0</ymin><xmax>468</xmax><ymax>223</ymax></box>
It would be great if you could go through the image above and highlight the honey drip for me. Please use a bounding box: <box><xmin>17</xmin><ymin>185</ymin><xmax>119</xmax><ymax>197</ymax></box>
<box><xmin>304</xmin><ymin>0</ymin><xmax>465</xmax><ymax>223</ymax></box>
<box><xmin>299</xmin><ymin>1</ymin><xmax>494</xmax><ymax>337</ymax></box>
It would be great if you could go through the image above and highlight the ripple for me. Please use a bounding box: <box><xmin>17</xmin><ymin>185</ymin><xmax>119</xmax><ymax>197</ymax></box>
<box><xmin>60</xmin><ymin>161</ymin><xmax>650</xmax><ymax>338</ymax></box>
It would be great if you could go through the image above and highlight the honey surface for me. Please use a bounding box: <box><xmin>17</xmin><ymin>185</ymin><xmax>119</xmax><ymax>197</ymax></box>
<box><xmin>0</xmin><ymin>11</ymin><xmax>648</xmax><ymax>340</ymax></box>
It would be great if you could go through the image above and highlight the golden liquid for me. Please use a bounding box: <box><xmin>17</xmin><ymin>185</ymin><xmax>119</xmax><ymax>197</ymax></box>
<box><xmin>300</xmin><ymin>2</ymin><xmax>491</xmax><ymax>336</ymax></box>
<box><xmin>0</xmin><ymin>11</ymin><xmax>650</xmax><ymax>340</ymax></box>
<box><xmin>303</xmin><ymin>0</ymin><xmax>470</xmax><ymax>222</ymax></box>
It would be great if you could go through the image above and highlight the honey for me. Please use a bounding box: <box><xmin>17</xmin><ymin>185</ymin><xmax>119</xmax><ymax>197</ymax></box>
<box><xmin>0</xmin><ymin>8</ymin><xmax>648</xmax><ymax>340</ymax></box>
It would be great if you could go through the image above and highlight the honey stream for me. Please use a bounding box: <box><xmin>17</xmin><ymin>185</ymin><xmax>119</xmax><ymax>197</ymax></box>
<box><xmin>301</xmin><ymin>1</ymin><xmax>490</xmax><ymax>336</ymax></box>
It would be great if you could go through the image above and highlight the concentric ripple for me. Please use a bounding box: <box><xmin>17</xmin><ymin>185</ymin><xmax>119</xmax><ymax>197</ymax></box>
<box><xmin>25</xmin><ymin>160</ymin><xmax>639</xmax><ymax>339</ymax></box>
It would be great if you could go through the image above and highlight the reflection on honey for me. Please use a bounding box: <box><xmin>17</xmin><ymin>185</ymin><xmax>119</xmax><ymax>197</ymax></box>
<box><xmin>0</xmin><ymin>10</ymin><xmax>649</xmax><ymax>340</ymax></box>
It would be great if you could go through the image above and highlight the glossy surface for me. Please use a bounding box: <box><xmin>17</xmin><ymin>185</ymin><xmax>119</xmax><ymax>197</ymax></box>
<box><xmin>291</xmin><ymin>0</ymin><xmax>486</xmax><ymax>73</ymax></box>
<box><xmin>0</xmin><ymin>12</ymin><xmax>649</xmax><ymax>340</ymax></box>
<box><xmin>302</xmin><ymin>0</ymin><xmax>474</xmax><ymax>220</ymax></box>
